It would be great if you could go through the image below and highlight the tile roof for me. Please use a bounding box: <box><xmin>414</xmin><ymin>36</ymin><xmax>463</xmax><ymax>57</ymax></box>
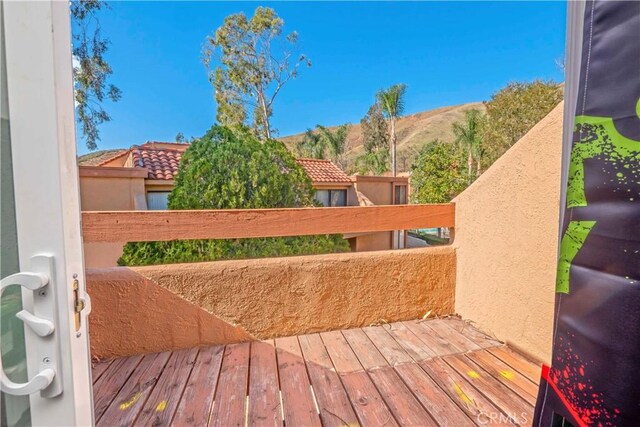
<box><xmin>78</xmin><ymin>149</ymin><xmax>128</xmax><ymax>166</ymax></box>
<box><xmin>131</xmin><ymin>142</ymin><xmax>189</xmax><ymax>180</ymax></box>
<box><xmin>84</xmin><ymin>142</ymin><xmax>351</xmax><ymax>185</ymax></box>
<box><xmin>295</xmin><ymin>158</ymin><xmax>352</xmax><ymax>184</ymax></box>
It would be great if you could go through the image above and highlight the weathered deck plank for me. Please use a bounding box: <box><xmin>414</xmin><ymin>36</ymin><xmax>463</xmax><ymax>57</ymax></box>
<box><xmin>92</xmin><ymin>360</ymin><xmax>114</xmax><ymax>384</ymax></box>
<box><xmin>209</xmin><ymin>343</ymin><xmax>250</xmax><ymax>427</ymax></box>
<box><xmin>466</xmin><ymin>350</ymin><xmax>538</xmax><ymax>404</ymax></box>
<box><xmin>487</xmin><ymin>346</ymin><xmax>542</xmax><ymax>384</ymax></box>
<box><xmin>395</xmin><ymin>362</ymin><xmax>475</xmax><ymax>426</ymax></box>
<box><xmin>368</xmin><ymin>366</ymin><xmax>437</xmax><ymax>426</ymax></box>
<box><xmin>363</xmin><ymin>326</ymin><xmax>413</xmax><ymax>366</ymax></box>
<box><xmin>97</xmin><ymin>352</ymin><xmax>171</xmax><ymax>427</ymax></box>
<box><xmin>172</xmin><ymin>346</ymin><xmax>224</xmax><ymax>426</ymax></box>
<box><xmin>341</xmin><ymin>328</ymin><xmax>388</xmax><ymax>370</ymax></box>
<box><xmin>93</xmin><ymin>355</ymin><xmax>143</xmax><ymax>422</ymax></box>
<box><xmin>444</xmin><ymin>355</ymin><xmax>532</xmax><ymax>426</ymax></box>
<box><xmin>247</xmin><ymin>340</ymin><xmax>282</xmax><ymax>427</ymax></box>
<box><xmin>134</xmin><ymin>348</ymin><xmax>199</xmax><ymax>426</ymax></box>
<box><xmin>92</xmin><ymin>320</ymin><xmax>537</xmax><ymax>427</ymax></box>
<box><xmin>275</xmin><ymin>336</ymin><xmax>321</xmax><ymax>427</ymax></box>
<box><xmin>299</xmin><ymin>334</ymin><xmax>358</xmax><ymax>427</ymax></box>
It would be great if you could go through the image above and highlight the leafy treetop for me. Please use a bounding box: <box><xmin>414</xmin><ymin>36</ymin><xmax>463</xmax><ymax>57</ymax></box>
<box><xmin>203</xmin><ymin>7</ymin><xmax>311</xmax><ymax>140</ymax></box>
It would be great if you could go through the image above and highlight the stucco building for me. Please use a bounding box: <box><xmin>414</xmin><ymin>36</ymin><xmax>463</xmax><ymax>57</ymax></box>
<box><xmin>78</xmin><ymin>142</ymin><xmax>409</xmax><ymax>266</ymax></box>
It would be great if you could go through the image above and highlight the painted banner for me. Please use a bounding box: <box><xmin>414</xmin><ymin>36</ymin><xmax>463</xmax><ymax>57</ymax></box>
<box><xmin>533</xmin><ymin>1</ymin><xmax>640</xmax><ymax>426</ymax></box>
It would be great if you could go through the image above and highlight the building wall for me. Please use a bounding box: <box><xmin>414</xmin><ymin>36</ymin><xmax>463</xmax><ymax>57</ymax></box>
<box><xmin>353</xmin><ymin>179</ymin><xmax>393</xmax><ymax>205</ymax></box>
<box><xmin>79</xmin><ymin>172</ymin><xmax>147</xmax><ymax>211</ymax></box>
<box><xmin>87</xmin><ymin>246</ymin><xmax>456</xmax><ymax>358</ymax></box>
<box><xmin>453</xmin><ymin>103</ymin><xmax>564</xmax><ymax>363</ymax></box>
<box><xmin>79</xmin><ymin>167</ymin><xmax>148</xmax><ymax>267</ymax></box>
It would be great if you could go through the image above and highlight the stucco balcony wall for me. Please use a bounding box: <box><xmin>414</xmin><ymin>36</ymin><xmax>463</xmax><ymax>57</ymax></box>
<box><xmin>87</xmin><ymin>246</ymin><xmax>456</xmax><ymax>358</ymax></box>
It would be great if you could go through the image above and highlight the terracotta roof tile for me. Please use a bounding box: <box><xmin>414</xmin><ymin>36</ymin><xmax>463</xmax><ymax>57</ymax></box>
<box><xmin>78</xmin><ymin>149</ymin><xmax>128</xmax><ymax>166</ymax></box>
<box><xmin>131</xmin><ymin>143</ymin><xmax>189</xmax><ymax>180</ymax></box>
<box><xmin>295</xmin><ymin>158</ymin><xmax>352</xmax><ymax>184</ymax></box>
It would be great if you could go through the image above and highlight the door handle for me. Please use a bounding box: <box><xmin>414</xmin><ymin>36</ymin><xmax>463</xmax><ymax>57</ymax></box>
<box><xmin>0</xmin><ymin>255</ymin><xmax>62</xmax><ymax>397</ymax></box>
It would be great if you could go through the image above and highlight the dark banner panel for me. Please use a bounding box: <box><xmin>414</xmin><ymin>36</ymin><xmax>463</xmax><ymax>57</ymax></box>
<box><xmin>534</xmin><ymin>1</ymin><xmax>640</xmax><ymax>426</ymax></box>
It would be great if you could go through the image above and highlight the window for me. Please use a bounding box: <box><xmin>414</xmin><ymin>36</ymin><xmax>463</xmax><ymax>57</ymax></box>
<box><xmin>146</xmin><ymin>191</ymin><xmax>170</xmax><ymax>210</ymax></box>
<box><xmin>315</xmin><ymin>189</ymin><xmax>347</xmax><ymax>207</ymax></box>
<box><xmin>394</xmin><ymin>185</ymin><xmax>407</xmax><ymax>205</ymax></box>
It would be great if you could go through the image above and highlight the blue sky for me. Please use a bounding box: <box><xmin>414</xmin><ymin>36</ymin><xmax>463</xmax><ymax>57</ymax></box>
<box><xmin>77</xmin><ymin>1</ymin><xmax>567</xmax><ymax>155</ymax></box>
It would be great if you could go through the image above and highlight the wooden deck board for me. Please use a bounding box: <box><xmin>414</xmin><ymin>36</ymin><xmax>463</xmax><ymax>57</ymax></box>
<box><xmin>134</xmin><ymin>348</ymin><xmax>199</xmax><ymax>426</ymax></box>
<box><xmin>363</xmin><ymin>326</ymin><xmax>414</xmax><ymax>366</ymax></box>
<box><xmin>93</xmin><ymin>355</ymin><xmax>144</xmax><ymax>422</ymax></box>
<box><xmin>93</xmin><ymin>320</ymin><xmax>538</xmax><ymax>427</ymax></box>
<box><xmin>394</xmin><ymin>362</ymin><xmax>475</xmax><ymax>426</ymax></box>
<box><xmin>209</xmin><ymin>343</ymin><xmax>250</xmax><ymax>427</ymax></box>
<box><xmin>368</xmin><ymin>366</ymin><xmax>438</xmax><ymax>426</ymax></box>
<box><xmin>487</xmin><ymin>346</ymin><xmax>542</xmax><ymax>384</ymax></box>
<box><xmin>97</xmin><ymin>352</ymin><xmax>171</xmax><ymax>427</ymax></box>
<box><xmin>341</xmin><ymin>328</ymin><xmax>388</xmax><ymax>370</ymax></box>
<box><xmin>444</xmin><ymin>355</ymin><xmax>532</xmax><ymax>426</ymax></box>
<box><xmin>247</xmin><ymin>340</ymin><xmax>282</xmax><ymax>427</ymax></box>
<box><xmin>298</xmin><ymin>334</ymin><xmax>359</xmax><ymax>427</ymax></box>
<box><xmin>466</xmin><ymin>350</ymin><xmax>538</xmax><ymax>404</ymax></box>
<box><xmin>92</xmin><ymin>360</ymin><xmax>114</xmax><ymax>384</ymax></box>
<box><xmin>173</xmin><ymin>346</ymin><xmax>224</xmax><ymax>426</ymax></box>
<box><xmin>275</xmin><ymin>336</ymin><xmax>321</xmax><ymax>427</ymax></box>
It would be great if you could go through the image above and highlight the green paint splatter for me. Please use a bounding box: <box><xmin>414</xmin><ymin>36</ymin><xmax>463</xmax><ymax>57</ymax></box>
<box><xmin>556</xmin><ymin>220</ymin><xmax>596</xmax><ymax>294</ymax></box>
<box><xmin>567</xmin><ymin>115</ymin><xmax>640</xmax><ymax>207</ymax></box>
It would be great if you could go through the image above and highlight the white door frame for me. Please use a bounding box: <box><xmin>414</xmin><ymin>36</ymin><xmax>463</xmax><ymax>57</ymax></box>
<box><xmin>3</xmin><ymin>1</ymin><xmax>93</xmax><ymax>425</ymax></box>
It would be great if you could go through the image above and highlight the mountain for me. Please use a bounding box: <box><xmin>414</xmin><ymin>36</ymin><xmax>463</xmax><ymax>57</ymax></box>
<box><xmin>279</xmin><ymin>102</ymin><xmax>485</xmax><ymax>173</ymax></box>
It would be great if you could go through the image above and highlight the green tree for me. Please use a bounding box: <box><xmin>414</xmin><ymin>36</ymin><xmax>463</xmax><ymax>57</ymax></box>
<box><xmin>452</xmin><ymin>109</ymin><xmax>483</xmax><ymax>180</ymax></box>
<box><xmin>482</xmin><ymin>80</ymin><xmax>563</xmax><ymax>165</ymax></box>
<box><xmin>296</xmin><ymin>124</ymin><xmax>349</xmax><ymax>169</ymax></box>
<box><xmin>377</xmin><ymin>84</ymin><xmax>407</xmax><ymax>176</ymax></box>
<box><xmin>296</xmin><ymin>128</ymin><xmax>325</xmax><ymax>159</ymax></box>
<box><xmin>203</xmin><ymin>7</ymin><xmax>311</xmax><ymax>140</ymax></box>
<box><xmin>71</xmin><ymin>0</ymin><xmax>122</xmax><ymax>150</ymax></box>
<box><xmin>355</xmin><ymin>103</ymin><xmax>390</xmax><ymax>175</ymax></box>
<box><xmin>410</xmin><ymin>141</ymin><xmax>467</xmax><ymax>203</ymax></box>
<box><xmin>119</xmin><ymin>126</ymin><xmax>349</xmax><ymax>266</ymax></box>
<box><xmin>317</xmin><ymin>124</ymin><xmax>349</xmax><ymax>169</ymax></box>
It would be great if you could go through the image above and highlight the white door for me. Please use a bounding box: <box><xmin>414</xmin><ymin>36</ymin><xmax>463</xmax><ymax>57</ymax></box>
<box><xmin>1</xmin><ymin>1</ymin><xmax>93</xmax><ymax>426</ymax></box>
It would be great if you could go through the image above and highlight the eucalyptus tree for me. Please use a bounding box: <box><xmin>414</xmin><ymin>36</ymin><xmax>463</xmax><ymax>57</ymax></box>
<box><xmin>376</xmin><ymin>84</ymin><xmax>407</xmax><ymax>176</ymax></box>
<box><xmin>203</xmin><ymin>7</ymin><xmax>311</xmax><ymax>140</ymax></box>
<box><xmin>355</xmin><ymin>103</ymin><xmax>390</xmax><ymax>175</ymax></box>
<box><xmin>452</xmin><ymin>109</ymin><xmax>483</xmax><ymax>179</ymax></box>
<box><xmin>71</xmin><ymin>0</ymin><xmax>122</xmax><ymax>150</ymax></box>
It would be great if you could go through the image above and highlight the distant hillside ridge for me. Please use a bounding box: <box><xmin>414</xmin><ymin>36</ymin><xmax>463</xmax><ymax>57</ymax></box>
<box><xmin>279</xmin><ymin>101</ymin><xmax>485</xmax><ymax>173</ymax></box>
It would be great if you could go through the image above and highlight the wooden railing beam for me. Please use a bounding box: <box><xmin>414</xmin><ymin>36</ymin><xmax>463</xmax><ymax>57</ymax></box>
<box><xmin>81</xmin><ymin>204</ymin><xmax>455</xmax><ymax>243</ymax></box>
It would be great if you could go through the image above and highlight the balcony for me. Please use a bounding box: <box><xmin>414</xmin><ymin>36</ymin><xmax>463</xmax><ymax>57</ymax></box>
<box><xmin>82</xmin><ymin>109</ymin><xmax>561</xmax><ymax>426</ymax></box>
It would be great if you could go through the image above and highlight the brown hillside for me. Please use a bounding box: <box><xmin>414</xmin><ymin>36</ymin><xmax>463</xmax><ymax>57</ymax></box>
<box><xmin>280</xmin><ymin>102</ymin><xmax>485</xmax><ymax>173</ymax></box>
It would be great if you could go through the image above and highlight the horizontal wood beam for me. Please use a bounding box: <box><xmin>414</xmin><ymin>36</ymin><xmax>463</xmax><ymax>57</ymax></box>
<box><xmin>81</xmin><ymin>204</ymin><xmax>455</xmax><ymax>243</ymax></box>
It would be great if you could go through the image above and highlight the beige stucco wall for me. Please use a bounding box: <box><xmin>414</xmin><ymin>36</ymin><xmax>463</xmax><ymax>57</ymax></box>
<box><xmin>87</xmin><ymin>268</ymin><xmax>253</xmax><ymax>359</ymax></box>
<box><xmin>453</xmin><ymin>103</ymin><xmax>564</xmax><ymax>363</ymax></box>
<box><xmin>353</xmin><ymin>180</ymin><xmax>393</xmax><ymax>205</ymax></box>
<box><xmin>80</xmin><ymin>169</ymin><xmax>147</xmax><ymax>268</ymax></box>
<box><xmin>87</xmin><ymin>246</ymin><xmax>455</xmax><ymax>358</ymax></box>
<box><xmin>79</xmin><ymin>175</ymin><xmax>146</xmax><ymax>211</ymax></box>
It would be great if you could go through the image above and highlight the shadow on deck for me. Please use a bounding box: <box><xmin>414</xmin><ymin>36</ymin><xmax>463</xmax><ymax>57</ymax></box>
<box><xmin>92</xmin><ymin>318</ymin><xmax>541</xmax><ymax>426</ymax></box>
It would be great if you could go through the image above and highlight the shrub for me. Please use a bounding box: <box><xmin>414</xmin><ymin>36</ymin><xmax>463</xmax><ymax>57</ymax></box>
<box><xmin>118</xmin><ymin>126</ymin><xmax>350</xmax><ymax>266</ymax></box>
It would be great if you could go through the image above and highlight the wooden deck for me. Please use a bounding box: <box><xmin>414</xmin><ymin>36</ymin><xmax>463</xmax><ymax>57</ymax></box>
<box><xmin>92</xmin><ymin>318</ymin><xmax>541</xmax><ymax>426</ymax></box>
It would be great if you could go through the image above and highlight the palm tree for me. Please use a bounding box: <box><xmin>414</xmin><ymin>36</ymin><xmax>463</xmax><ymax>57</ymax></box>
<box><xmin>377</xmin><ymin>84</ymin><xmax>407</xmax><ymax>176</ymax></box>
<box><xmin>452</xmin><ymin>109</ymin><xmax>483</xmax><ymax>180</ymax></box>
